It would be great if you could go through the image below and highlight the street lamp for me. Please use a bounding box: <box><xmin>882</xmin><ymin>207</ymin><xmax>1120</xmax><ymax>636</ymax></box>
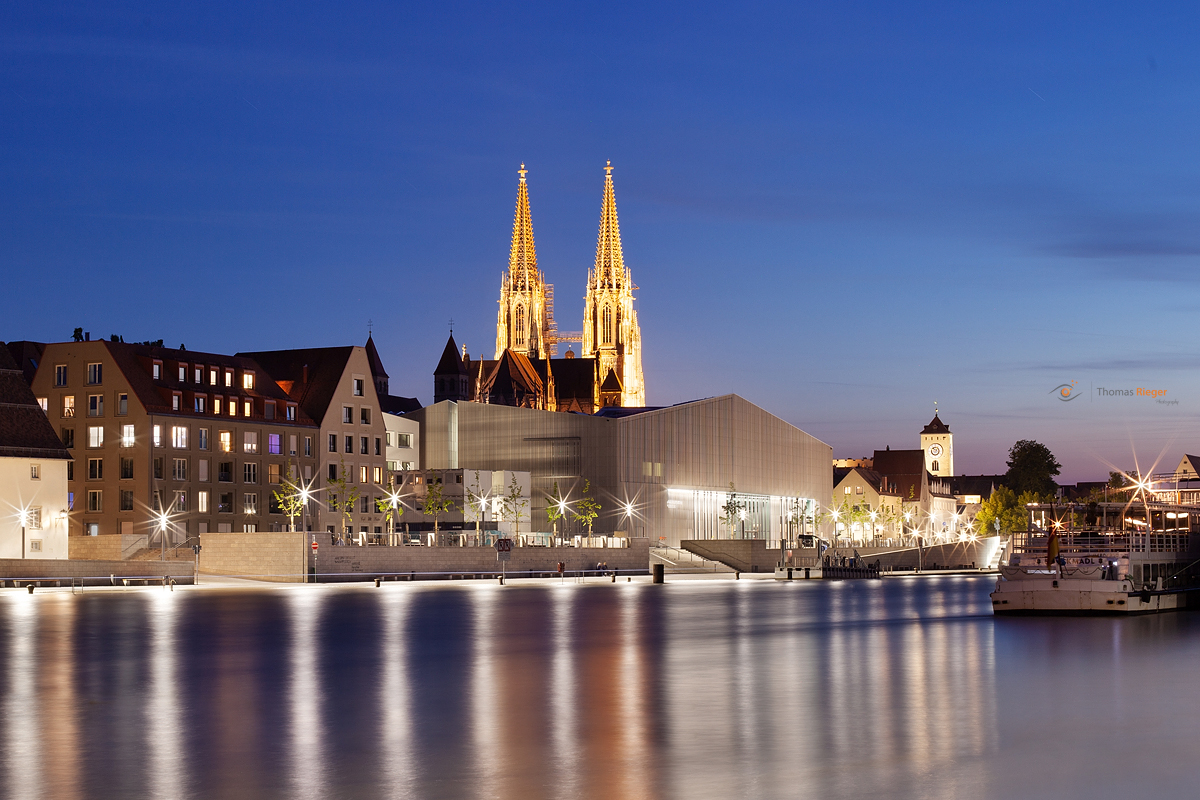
<box><xmin>157</xmin><ymin>510</ymin><xmax>170</xmax><ymax>561</ymax></box>
<box><xmin>17</xmin><ymin>508</ymin><xmax>28</xmax><ymax>559</ymax></box>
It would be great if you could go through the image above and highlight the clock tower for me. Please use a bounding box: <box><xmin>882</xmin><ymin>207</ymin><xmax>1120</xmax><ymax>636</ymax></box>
<box><xmin>921</xmin><ymin>407</ymin><xmax>953</xmax><ymax>477</ymax></box>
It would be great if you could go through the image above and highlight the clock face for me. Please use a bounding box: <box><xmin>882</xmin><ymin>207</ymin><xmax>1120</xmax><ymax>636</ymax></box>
<box><xmin>928</xmin><ymin>443</ymin><xmax>943</xmax><ymax>457</ymax></box>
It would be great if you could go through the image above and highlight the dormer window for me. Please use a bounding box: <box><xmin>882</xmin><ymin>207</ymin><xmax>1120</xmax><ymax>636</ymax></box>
<box><xmin>224</xmin><ymin>370</ymin><xmax>233</xmax><ymax>388</ymax></box>
<box><xmin>243</xmin><ymin>372</ymin><xmax>254</xmax><ymax>390</ymax></box>
<box><xmin>178</xmin><ymin>364</ymin><xmax>186</xmax><ymax>381</ymax></box>
<box><xmin>152</xmin><ymin>361</ymin><xmax>162</xmax><ymax>380</ymax></box>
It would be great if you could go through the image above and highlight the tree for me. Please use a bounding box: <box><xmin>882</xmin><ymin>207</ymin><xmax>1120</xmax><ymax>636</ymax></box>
<box><xmin>721</xmin><ymin>482</ymin><xmax>746</xmax><ymax>538</ymax></box>
<box><xmin>375</xmin><ymin>494</ymin><xmax>398</xmax><ymax>540</ymax></box>
<box><xmin>326</xmin><ymin>456</ymin><xmax>360</xmax><ymax>542</ymax></box>
<box><xmin>1004</xmin><ymin>439</ymin><xmax>1061</xmax><ymax>496</ymax></box>
<box><xmin>500</xmin><ymin>473</ymin><xmax>527</xmax><ymax>536</ymax></box>
<box><xmin>1108</xmin><ymin>471</ymin><xmax>1131</xmax><ymax>489</ymax></box>
<box><xmin>546</xmin><ymin>480</ymin><xmax>566</xmax><ymax>536</ymax></box>
<box><xmin>422</xmin><ymin>476</ymin><xmax>456</xmax><ymax>535</ymax></box>
<box><xmin>573</xmin><ymin>479</ymin><xmax>601</xmax><ymax>536</ymax></box>
<box><xmin>272</xmin><ymin>462</ymin><xmax>308</xmax><ymax>532</ymax></box>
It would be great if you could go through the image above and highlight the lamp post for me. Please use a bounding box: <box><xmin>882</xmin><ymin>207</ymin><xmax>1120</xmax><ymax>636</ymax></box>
<box><xmin>18</xmin><ymin>509</ymin><xmax>27</xmax><ymax>560</ymax></box>
<box><xmin>158</xmin><ymin>511</ymin><xmax>169</xmax><ymax>561</ymax></box>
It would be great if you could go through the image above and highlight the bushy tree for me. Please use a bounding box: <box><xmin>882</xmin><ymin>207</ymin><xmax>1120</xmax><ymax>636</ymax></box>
<box><xmin>573</xmin><ymin>479</ymin><xmax>601</xmax><ymax>535</ymax></box>
<box><xmin>1004</xmin><ymin>440</ymin><xmax>1061</xmax><ymax>496</ymax></box>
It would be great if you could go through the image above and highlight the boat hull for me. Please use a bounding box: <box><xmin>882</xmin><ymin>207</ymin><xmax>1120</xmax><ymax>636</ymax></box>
<box><xmin>991</xmin><ymin>578</ymin><xmax>1184</xmax><ymax>616</ymax></box>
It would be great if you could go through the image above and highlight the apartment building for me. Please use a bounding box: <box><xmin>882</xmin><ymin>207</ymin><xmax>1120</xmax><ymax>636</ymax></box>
<box><xmin>239</xmin><ymin>344</ymin><xmax>391</xmax><ymax>536</ymax></box>
<box><xmin>27</xmin><ymin>341</ymin><xmax>321</xmax><ymax>541</ymax></box>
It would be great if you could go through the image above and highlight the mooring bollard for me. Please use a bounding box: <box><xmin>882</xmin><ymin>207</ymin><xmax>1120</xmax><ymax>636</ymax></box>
<box><xmin>375</xmin><ymin>577</ymin><xmax>381</xmax><ymax>588</ymax></box>
<box><xmin>652</xmin><ymin>563</ymin><xmax>665</xmax><ymax>584</ymax></box>
<box><xmin>27</xmin><ymin>584</ymin><xmax>34</xmax><ymax>594</ymax></box>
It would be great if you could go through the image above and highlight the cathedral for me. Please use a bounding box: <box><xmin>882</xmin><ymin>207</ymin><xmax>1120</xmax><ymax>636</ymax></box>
<box><xmin>435</xmin><ymin>162</ymin><xmax>646</xmax><ymax>413</ymax></box>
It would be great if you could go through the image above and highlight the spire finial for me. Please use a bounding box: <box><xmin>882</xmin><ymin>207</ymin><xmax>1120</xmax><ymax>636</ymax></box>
<box><xmin>518</xmin><ymin>163</ymin><xmax>527</xmax><ymax>182</ymax></box>
<box><xmin>449</xmin><ymin>317</ymin><xmax>454</xmax><ymax>335</ymax></box>
<box><xmin>605</xmin><ymin>160</ymin><xmax>613</xmax><ymax>175</ymax></box>
<box><xmin>367</xmin><ymin>318</ymin><xmax>374</xmax><ymax>335</ymax></box>
<box><xmin>934</xmin><ymin>400</ymin><xmax>938</xmax><ymax>416</ymax></box>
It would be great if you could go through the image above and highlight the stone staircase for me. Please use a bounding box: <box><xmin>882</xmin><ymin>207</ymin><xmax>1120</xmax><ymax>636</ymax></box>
<box><xmin>650</xmin><ymin>546</ymin><xmax>735</xmax><ymax>574</ymax></box>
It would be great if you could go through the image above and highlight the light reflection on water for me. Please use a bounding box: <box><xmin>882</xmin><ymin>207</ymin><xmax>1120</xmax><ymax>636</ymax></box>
<box><xmin>0</xmin><ymin>577</ymin><xmax>1198</xmax><ymax>798</ymax></box>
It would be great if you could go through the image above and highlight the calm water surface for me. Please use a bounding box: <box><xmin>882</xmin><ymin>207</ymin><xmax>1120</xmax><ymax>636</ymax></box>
<box><xmin>0</xmin><ymin>575</ymin><xmax>1197</xmax><ymax>799</ymax></box>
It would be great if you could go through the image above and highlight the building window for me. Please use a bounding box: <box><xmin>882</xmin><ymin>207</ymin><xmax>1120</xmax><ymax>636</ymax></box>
<box><xmin>87</xmin><ymin>490</ymin><xmax>102</xmax><ymax>512</ymax></box>
<box><xmin>172</xmin><ymin>458</ymin><xmax>188</xmax><ymax>481</ymax></box>
<box><xmin>358</xmin><ymin>436</ymin><xmax>368</xmax><ymax>455</ymax></box>
<box><xmin>219</xmin><ymin>431</ymin><xmax>232</xmax><ymax>453</ymax></box>
<box><xmin>243</xmin><ymin>400</ymin><xmax>252</xmax><ymax>418</ymax></box>
<box><xmin>244</xmin><ymin>463</ymin><xmax>258</xmax><ymax>484</ymax></box>
<box><xmin>268</xmin><ymin>434</ymin><xmax>281</xmax><ymax>455</ymax></box>
<box><xmin>243</xmin><ymin>493</ymin><xmax>258</xmax><ymax>515</ymax></box>
<box><xmin>198</xmin><ymin>428</ymin><xmax>209</xmax><ymax>450</ymax></box>
<box><xmin>37</xmin><ymin>397</ymin><xmax>47</xmax><ymax>413</ymax></box>
<box><xmin>87</xmin><ymin>363</ymin><xmax>103</xmax><ymax>385</ymax></box>
<box><xmin>268</xmin><ymin>463</ymin><xmax>281</xmax><ymax>485</ymax></box>
<box><xmin>602</xmin><ymin>305</ymin><xmax>613</xmax><ymax>345</ymax></box>
<box><xmin>218</xmin><ymin>493</ymin><xmax>233</xmax><ymax>513</ymax></box>
<box><xmin>121</xmin><ymin>424</ymin><xmax>135</xmax><ymax>447</ymax></box>
<box><xmin>30</xmin><ymin>463</ymin><xmax>40</xmax><ymax>480</ymax></box>
<box><xmin>195</xmin><ymin>396</ymin><xmax>207</xmax><ymax>413</ymax></box>
<box><xmin>210</xmin><ymin>367</ymin><xmax>218</xmax><ymax>385</ymax></box>
<box><xmin>218</xmin><ymin>462</ymin><xmax>233</xmax><ymax>482</ymax></box>
<box><xmin>345</xmin><ymin>436</ymin><xmax>352</xmax><ymax>454</ymax></box>
<box><xmin>117</xmin><ymin>393</ymin><xmax>128</xmax><ymax>415</ymax></box>
<box><xmin>62</xmin><ymin>395</ymin><xmax>75</xmax><ymax>418</ymax></box>
<box><xmin>67</xmin><ymin>462</ymin><xmax>74</xmax><ymax>481</ymax></box>
<box><xmin>88</xmin><ymin>458</ymin><xmax>103</xmax><ymax>480</ymax></box>
<box><xmin>397</xmin><ymin>433</ymin><xmax>411</xmax><ymax>448</ymax></box>
<box><xmin>243</xmin><ymin>372</ymin><xmax>254</xmax><ymax>390</ymax></box>
<box><xmin>328</xmin><ymin>464</ymin><xmax>337</xmax><ymax>481</ymax></box>
<box><xmin>153</xmin><ymin>425</ymin><xmax>162</xmax><ymax>447</ymax></box>
<box><xmin>373</xmin><ymin>466</ymin><xmax>383</xmax><ymax>484</ymax></box>
<box><xmin>224</xmin><ymin>370</ymin><xmax>233</xmax><ymax>388</ymax></box>
<box><xmin>360</xmin><ymin>408</ymin><xmax>371</xmax><ymax>425</ymax></box>
<box><xmin>353</xmin><ymin>379</ymin><xmax>364</xmax><ymax>397</ymax></box>
<box><xmin>61</xmin><ymin>428</ymin><xmax>75</xmax><ymax>448</ymax></box>
<box><xmin>120</xmin><ymin>457</ymin><xmax>134</xmax><ymax>479</ymax></box>
<box><xmin>328</xmin><ymin>434</ymin><xmax>336</xmax><ymax>453</ymax></box>
<box><xmin>289</xmin><ymin>435</ymin><xmax>297</xmax><ymax>457</ymax></box>
<box><xmin>855</xmin><ymin>485</ymin><xmax>863</xmax><ymax>495</ymax></box>
<box><xmin>286</xmin><ymin>405</ymin><xmax>296</xmax><ymax>421</ymax></box>
<box><xmin>178</xmin><ymin>364</ymin><xmax>187</xmax><ymax>381</ymax></box>
<box><xmin>194</xmin><ymin>366</ymin><xmax>203</xmax><ymax>384</ymax></box>
<box><xmin>343</xmin><ymin>407</ymin><xmax>353</xmax><ymax>424</ymax></box>
<box><xmin>385</xmin><ymin>432</ymin><xmax>392</xmax><ymax>447</ymax></box>
<box><xmin>172</xmin><ymin>426</ymin><xmax>188</xmax><ymax>449</ymax></box>
<box><xmin>932</xmin><ymin>461</ymin><xmax>939</xmax><ymax>472</ymax></box>
<box><xmin>359</xmin><ymin>465</ymin><xmax>368</xmax><ymax>483</ymax></box>
<box><xmin>175</xmin><ymin>491</ymin><xmax>187</xmax><ymax>512</ymax></box>
<box><xmin>360</xmin><ymin>494</ymin><xmax>370</xmax><ymax>513</ymax></box>
<box><xmin>152</xmin><ymin>362</ymin><xmax>162</xmax><ymax>380</ymax></box>
<box><xmin>120</xmin><ymin>490</ymin><xmax>134</xmax><ymax>511</ymax></box>
<box><xmin>374</xmin><ymin>437</ymin><xmax>381</xmax><ymax>456</ymax></box>
<box><xmin>214</xmin><ymin>397</ymin><xmax>222</xmax><ymax>416</ymax></box>
<box><xmin>229</xmin><ymin>400</ymin><xmax>238</xmax><ymax>417</ymax></box>
<box><xmin>198</xmin><ymin>490</ymin><xmax>209</xmax><ymax>513</ymax></box>
<box><xmin>515</xmin><ymin>305</ymin><xmax>525</xmax><ymax>346</ymax></box>
<box><xmin>264</xmin><ymin>402</ymin><xmax>275</xmax><ymax>420</ymax></box>
<box><xmin>88</xmin><ymin>426</ymin><xmax>104</xmax><ymax>448</ymax></box>
<box><xmin>88</xmin><ymin>394</ymin><xmax>103</xmax><ymax>416</ymax></box>
<box><xmin>198</xmin><ymin>459</ymin><xmax>208</xmax><ymax>482</ymax></box>
<box><xmin>304</xmin><ymin>436</ymin><xmax>312</xmax><ymax>457</ymax></box>
<box><xmin>244</xmin><ymin>431</ymin><xmax>259</xmax><ymax>454</ymax></box>
<box><xmin>154</xmin><ymin>458</ymin><xmax>164</xmax><ymax>480</ymax></box>
<box><xmin>55</xmin><ymin>365</ymin><xmax>67</xmax><ymax>386</ymax></box>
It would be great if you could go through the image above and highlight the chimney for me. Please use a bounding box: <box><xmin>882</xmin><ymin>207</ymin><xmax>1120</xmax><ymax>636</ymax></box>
<box><xmin>302</xmin><ymin>364</ymin><xmax>308</xmax><ymax>384</ymax></box>
<box><xmin>84</xmin><ymin>332</ymin><xmax>90</xmax><ymax>341</ymax></box>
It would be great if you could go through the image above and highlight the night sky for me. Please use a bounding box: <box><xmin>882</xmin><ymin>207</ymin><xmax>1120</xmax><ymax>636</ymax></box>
<box><xmin>4</xmin><ymin>2</ymin><xmax>1200</xmax><ymax>482</ymax></box>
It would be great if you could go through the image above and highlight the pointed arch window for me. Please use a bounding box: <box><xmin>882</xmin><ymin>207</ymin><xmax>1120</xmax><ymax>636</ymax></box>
<box><xmin>602</xmin><ymin>305</ymin><xmax>613</xmax><ymax>345</ymax></box>
<box><xmin>515</xmin><ymin>305</ymin><xmax>525</xmax><ymax>346</ymax></box>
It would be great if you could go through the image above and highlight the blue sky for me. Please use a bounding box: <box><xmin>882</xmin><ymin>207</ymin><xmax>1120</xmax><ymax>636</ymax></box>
<box><xmin>4</xmin><ymin>2</ymin><xmax>1200</xmax><ymax>481</ymax></box>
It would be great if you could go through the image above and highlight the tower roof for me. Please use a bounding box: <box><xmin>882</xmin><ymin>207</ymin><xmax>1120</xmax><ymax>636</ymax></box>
<box><xmin>593</xmin><ymin>160</ymin><xmax>626</xmax><ymax>289</ymax></box>
<box><xmin>435</xmin><ymin>334</ymin><xmax>468</xmax><ymax>376</ymax></box>
<box><xmin>507</xmin><ymin>163</ymin><xmax>539</xmax><ymax>291</ymax></box>
<box><xmin>922</xmin><ymin>413</ymin><xmax>950</xmax><ymax>434</ymax></box>
<box><xmin>365</xmin><ymin>334</ymin><xmax>388</xmax><ymax>379</ymax></box>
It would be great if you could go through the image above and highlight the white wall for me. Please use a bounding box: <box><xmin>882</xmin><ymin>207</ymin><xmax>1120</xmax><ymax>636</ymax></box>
<box><xmin>384</xmin><ymin>413</ymin><xmax>420</xmax><ymax>470</ymax></box>
<box><xmin>0</xmin><ymin>457</ymin><xmax>70</xmax><ymax>559</ymax></box>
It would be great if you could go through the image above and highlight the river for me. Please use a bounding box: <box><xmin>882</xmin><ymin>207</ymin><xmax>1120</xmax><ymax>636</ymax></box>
<box><xmin>0</xmin><ymin>575</ymin><xmax>1195</xmax><ymax>799</ymax></box>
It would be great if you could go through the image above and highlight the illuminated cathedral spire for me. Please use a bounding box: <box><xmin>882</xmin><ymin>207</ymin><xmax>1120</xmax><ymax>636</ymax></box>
<box><xmin>496</xmin><ymin>164</ymin><xmax>553</xmax><ymax>359</ymax></box>
<box><xmin>582</xmin><ymin>161</ymin><xmax>645</xmax><ymax>407</ymax></box>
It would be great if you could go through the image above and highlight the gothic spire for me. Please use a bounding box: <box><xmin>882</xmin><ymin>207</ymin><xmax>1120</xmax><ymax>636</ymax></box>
<box><xmin>593</xmin><ymin>160</ymin><xmax>625</xmax><ymax>289</ymax></box>
<box><xmin>508</xmin><ymin>163</ymin><xmax>538</xmax><ymax>291</ymax></box>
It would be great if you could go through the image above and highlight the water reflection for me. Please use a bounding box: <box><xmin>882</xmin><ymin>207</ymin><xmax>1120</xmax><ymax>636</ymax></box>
<box><xmin>5</xmin><ymin>577</ymin><xmax>1200</xmax><ymax>798</ymax></box>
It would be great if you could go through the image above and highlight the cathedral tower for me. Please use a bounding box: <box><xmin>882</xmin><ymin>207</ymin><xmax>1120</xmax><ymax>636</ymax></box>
<box><xmin>582</xmin><ymin>161</ymin><xmax>645</xmax><ymax>407</ymax></box>
<box><xmin>495</xmin><ymin>165</ymin><xmax>554</xmax><ymax>359</ymax></box>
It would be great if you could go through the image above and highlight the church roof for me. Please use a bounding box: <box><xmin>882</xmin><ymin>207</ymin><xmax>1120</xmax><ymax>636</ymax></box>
<box><xmin>922</xmin><ymin>413</ymin><xmax>950</xmax><ymax>434</ymax></box>
<box><xmin>592</xmin><ymin>161</ymin><xmax>627</xmax><ymax>290</ymax></box>
<box><xmin>434</xmin><ymin>334</ymin><xmax>468</xmax><ymax>376</ymax></box>
<box><xmin>507</xmin><ymin>164</ymin><xmax>539</xmax><ymax>291</ymax></box>
<box><xmin>365</xmin><ymin>334</ymin><xmax>388</xmax><ymax>379</ymax></box>
<box><xmin>483</xmin><ymin>350</ymin><xmax>544</xmax><ymax>404</ymax></box>
<box><xmin>600</xmin><ymin>368</ymin><xmax>623</xmax><ymax>393</ymax></box>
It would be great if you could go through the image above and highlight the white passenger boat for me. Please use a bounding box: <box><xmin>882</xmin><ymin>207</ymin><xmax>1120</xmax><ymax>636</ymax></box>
<box><xmin>991</xmin><ymin>501</ymin><xmax>1200</xmax><ymax>616</ymax></box>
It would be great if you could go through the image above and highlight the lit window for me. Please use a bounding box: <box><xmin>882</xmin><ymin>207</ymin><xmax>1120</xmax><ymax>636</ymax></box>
<box><xmin>87</xmin><ymin>363</ymin><xmax>103</xmax><ymax>385</ymax></box>
<box><xmin>353</xmin><ymin>379</ymin><xmax>364</xmax><ymax>397</ymax></box>
<box><xmin>229</xmin><ymin>400</ymin><xmax>237</xmax><ymax>417</ymax></box>
<box><xmin>55</xmin><ymin>365</ymin><xmax>67</xmax><ymax>386</ymax></box>
<box><xmin>198</xmin><ymin>428</ymin><xmax>209</xmax><ymax>450</ymax></box>
<box><xmin>244</xmin><ymin>431</ymin><xmax>259</xmax><ymax>454</ymax></box>
<box><xmin>373</xmin><ymin>466</ymin><xmax>382</xmax><ymax>484</ymax></box>
<box><xmin>286</xmin><ymin>405</ymin><xmax>296</xmax><ymax>421</ymax></box>
<box><xmin>88</xmin><ymin>426</ymin><xmax>104</xmax><ymax>448</ymax></box>
<box><xmin>26</xmin><ymin>507</ymin><xmax>42</xmax><ymax>529</ymax></box>
<box><xmin>121</xmin><ymin>425</ymin><xmax>135</xmax><ymax>447</ymax></box>
<box><xmin>152</xmin><ymin>425</ymin><xmax>161</xmax><ymax>447</ymax></box>
<box><xmin>37</xmin><ymin>397</ymin><xmax>47</xmax><ymax>412</ymax></box>
<box><xmin>214</xmin><ymin>397</ymin><xmax>222</xmax><ymax>415</ymax></box>
<box><xmin>268</xmin><ymin>463</ymin><xmax>281</xmax><ymax>484</ymax></box>
<box><xmin>178</xmin><ymin>364</ymin><xmax>186</xmax><ymax>381</ymax></box>
<box><xmin>171</xmin><ymin>426</ymin><xmax>188</xmax><ymax>449</ymax></box>
<box><xmin>243</xmin><ymin>400</ymin><xmax>251</xmax><ymax>417</ymax></box>
<box><xmin>62</xmin><ymin>396</ymin><xmax>75</xmax><ymax>417</ymax></box>
<box><xmin>172</xmin><ymin>394</ymin><xmax>181</xmax><ymax>412</ymax></box>
<box><xmin>195</xmin><ymin>396</ymin><xmax>207</xmax><ymax>413</ymax></box>
<box><xmin>360</xmin><ymin>465</ymin><xmax>368</xmax><ymax>483</ymax></box>
<box><xmin>152</xmin><ymin>362</ymin><xmax>162</xmax><ymax>380</ymax></box>
<box><xmin>198</xmin><ymin>459</ymin><xmax>208</xmax><ymax>482</ymax></box>
<box><xmin>224</xmin><ymin>370</ymin><xmax>233</xmax><ymax>388</ymax></box>
<box><xmin>210</xmin><ymin>368</ymin><xmax>218</xmax><ymax>385</ymax></box>
<box><xmin>194</xmin><ymin>367</ymin><xmax>202</xmax><ymax>384</ymax></box>
<box><xmin>243</xmin><ymin>372</ymin><xmax>254</xmax><ymax>390</ymax></box>
<box><xmin>243</xmin><ymin>493</ymin><xmax>258</xmax><ymax>514</ymax></box>
<box><xmin>268</xmin><ymin>434</ymin><xmax>281</xmax><ymax>455</ymax></box>
<box><xmin>198</xmin><ymin>491</ymin><xmax>209</xmax><ymax>513</ymax></box>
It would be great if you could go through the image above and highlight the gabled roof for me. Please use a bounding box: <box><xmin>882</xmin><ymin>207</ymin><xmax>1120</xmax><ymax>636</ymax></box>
<box><xmin>237</xmin><ymin>346</ymin><xmax>356</xmax><ymax>425</ymax></box>
<box><xmin>0</xmin><ymin>343</ymin><xmax>71</xmax><ymax>460</ymax></box>
<box><xmin>483</xmin><ymin>350</ymin><xmax>544</xmax><ymax>404</ymax></box>
<box><xmin>365</xmin><ymin>334</ymin><xmax>388</xmax><ymax>380</ymax></box>
<box><xmin>872</xmin><ymin>448</ymin><xmax>928</xmax><ymax>501</ymax></box>
<box><xmin>380</xmin><ymin>395</ymin><xmax>422</xmax><ymax>415</ymax></box>
<box><xmin>833</xmin><ymin>466</ymin><xmax>902</xmax><ymax>497</ymax></box>
<box><xmin>5</xmin><ymin>341</ymin><xmax>45</xmax><ymax>386</ymax></box>
<box><xmin>549</xmin><ymin>356</ymin><xmax>596</xmax><ymax>408</ymax></box>
<box><xmin>922</xmin><ymin>413</ymin><xmax>950</xmax><ymax>434</ymax></box>
<box><xmin>949</xmin><ymin>474</ymin><xmax>1006</xmax><ymax>497</ymax></box>
<box><xmin>600</xmin><ymin>368</ymin><xmax>623</xmax><ymax>393</ymax></box>
<box><xmin>1177</xmin><ymin>455</ymin><xmax>1200</xmax><ymax>478</ymax></box>
<box><xmin>434</xmin><ymin>335</ymin><xmax>468</xmax><ymax>376</ymax></box>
